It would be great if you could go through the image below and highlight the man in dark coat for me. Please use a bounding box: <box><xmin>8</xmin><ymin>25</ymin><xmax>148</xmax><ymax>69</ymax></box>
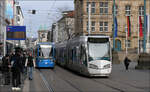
<box><xmin>11</xmin><ymin>47</ymin><xmax>23</xmax><ymax>90</ymax></box>
<box><xmin>2</xmin><ymin>54</ymin><xmax>11</xmax><ymax>85</ymax></box>
<box><xmin>124</xmin><ymin>56</ymin><xmax>131</xmax><ymax>70</ymax></box>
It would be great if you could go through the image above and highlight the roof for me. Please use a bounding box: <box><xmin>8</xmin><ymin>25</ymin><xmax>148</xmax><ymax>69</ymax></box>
<box><xmin>66</xmin><ymin>11</ymin><xmax>75</xmax><ymax>18</ymax></box>
<box><xmin>62</xmin><ymin>10</ymin><xmax>75</xmax><ymax>18</ymax></box>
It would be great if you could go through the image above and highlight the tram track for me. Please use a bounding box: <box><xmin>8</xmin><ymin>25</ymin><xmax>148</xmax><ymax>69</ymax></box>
<box><xmin>52</xmin><ymin>71</ymin><xmax>83</xmax><ymax>92</ymax></box>
<box><xmin>37</xmin><ymin>66</ymin><xmax>147</xmax><ymax>92</ymax></box>
<box><xmin>39</xmin><ymin>67</ymin><xmax>83</xmax><ymax>92</ymax></box>
<box><xmin>38</xmin><ymin>69</ymin><xmax>55</xmax><ymax>92</ymax></box>
<box><xmin>55</xmin><ymin>66</ymin><xmax>125</xmax><ymax>92</ymax></box>
<box><xmin>91</xmin><ymin>79</ymin><xmax>125</xmax><ymax>92</ymax></box>
<box><xmin>49</xmin><ymin>68</ymin><xmax>83</xmax><ymax>92</ymax></box>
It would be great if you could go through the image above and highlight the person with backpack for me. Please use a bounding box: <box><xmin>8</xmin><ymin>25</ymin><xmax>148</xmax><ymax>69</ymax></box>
<box><xmin>11</xmin><ymin>48</ymin><xmax>23</xmax><ymax>90</ymax></box>
<box><xmin>25</xmin><ymin>53</ymin><xmax>35</xmax><ymax>80</ymax></box>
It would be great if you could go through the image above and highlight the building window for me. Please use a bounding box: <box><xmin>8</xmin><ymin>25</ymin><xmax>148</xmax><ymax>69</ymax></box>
<box><xmin>91</xmin><ymin>2</ymin><xmax>95</xmax><ymax>14</ymax></box>
<box><xmin>125</xmin><ymin>26</ymin><xmax>131</xmax><ymax>48</ymax></box>
<box><xmin>87</xmin><ymin>2</ymin><xmax>95</xmax><ymax>14</ymax></box>
<box><xmin>91</xmin><ymin>21</ymin><xmax>95</xmax><ymax>32</ymax></box>
<box><xmin>86</xmin><ymin>21</ymin><xmax>89</xmax><ymax>32</ymax></box>
<box><xmin>125</xmin><ymin>5</ymin><xmax>131</xmax><ymax>16</ymax></box>
<box><xmin>112</xmin><ymin>5</ymin><xmax>118</xmax><ymax>15</ymax></box>
<box><xmin>42</xmin><ymin>34</ymin><xmax>45</xmax><ymax>38</ymax></box>
<box><xmin>100</xmin><ymin>2</ymin><xmax>108</xmax><ymax>14</ymax></box>
<box><xmin>86</xmin><ymin>21</ymin><xmax>95</xmax><ymax>32</ymax></box>
<box><xmin>99</xmin><ymin>21</ymin><xmax>108</xmax><ymax>32</ymax></box>
<box><xmin>86</xmin><ymin>2</ymin><xmax>89</xmax><ymax>13</ymax></box>
<box><xmin>99</xmin><ymin>22</ymin><xmax>103</xmax><ymax>32</ymax></box>
<box><xmin>125</xmin><ymin>40</ymin><xmax>131</xmax><ymax>48</ymax></box>
<box><xmin>139</xmin><ymin>6</ymin><xmax>144</xmax><ymax>16</ymax></box>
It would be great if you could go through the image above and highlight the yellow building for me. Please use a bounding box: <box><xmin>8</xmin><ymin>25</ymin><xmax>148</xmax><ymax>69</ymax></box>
<box><xmin>74</xmin><ymin>0</ymin><xmax>150</xmax><ymax>51</ymax></box>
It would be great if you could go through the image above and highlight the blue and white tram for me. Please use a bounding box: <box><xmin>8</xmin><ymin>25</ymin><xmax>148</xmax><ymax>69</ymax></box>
<box><xmin>35</xmin><ymin>42</ymin><xmax>55</xmax><ymax>68</ymax></box>
<box><xmin>56</xmin><ymin>36</ymin><xmax>112</xmax><ymax>77</ymax></box>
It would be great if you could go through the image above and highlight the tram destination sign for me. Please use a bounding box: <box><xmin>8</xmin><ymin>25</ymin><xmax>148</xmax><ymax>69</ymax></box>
<box><xmin>6</xmin><ymin>26</ymin><xmax>26</xmax><ymax>40</ymax></box>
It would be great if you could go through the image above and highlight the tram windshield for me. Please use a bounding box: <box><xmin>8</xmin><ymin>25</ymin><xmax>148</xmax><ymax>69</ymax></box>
<box><xmin>39</xmin><ymin>45</ymin><xmax>52</xmax><ymax>58</ymax></box>
<box><xmin>88</xmin><ymin>38</ymin><xmax>110</xmax><ymax>61</ymax></box>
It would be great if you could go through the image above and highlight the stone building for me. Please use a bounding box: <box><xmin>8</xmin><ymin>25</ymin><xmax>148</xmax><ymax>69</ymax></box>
<box><xmin>52</xmin><ymin>11</ymin><xmax>75</xmax><ymax>43</ymax></box>
<box><xmin>38</xmin><ymin>30</ymin><xmax>49</xmax><ymax>42</ymax></box>
<box><xmin>74</xmin><ymin>0</ymin><xmax>150</xmax><ymax>51</ymax></box>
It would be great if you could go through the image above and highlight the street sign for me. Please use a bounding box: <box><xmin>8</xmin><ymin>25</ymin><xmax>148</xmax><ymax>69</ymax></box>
<box><xmin>6</xmin><ymin>26</ymin><xmax>26</xmax><ymax>40</ymax></box>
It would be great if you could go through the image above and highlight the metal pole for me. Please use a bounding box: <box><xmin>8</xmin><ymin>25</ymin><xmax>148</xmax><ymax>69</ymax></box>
<box><xmin>56</xmin><ymin>23</ymin><xmax>58</xmax><ymax>43</ymax></box>
<box><xmin>88</xmin><ymin>3</ymin><xmax>91</xmax><ymax>35</ymax></box>
<box><xmin>113</xmin><ymin>0</ymin><xmax>116</xmax><ymax>50</ymax></box>
<box><xmin>143</xmin><ymin>0</ymin><xmax>146</xmax><ymax>52</ymax></box>
<box><xmin>126</xmin><ymin>27</ymin><xmax>128</xmax><ymax>55</ymax></box>
<box><xmin>146</xmin><ymin>15</ymin><xmax>150</xmax><ymax>53</ymax></box>
<box><xmin>3</xmin><ymin>25</ymin><xmax>6</xmax><ymax>56</ymax></box>
<box><xmin>138</xmin><ymin>16</ymin><xmax>140</xmax><ymax>54</ymax></box>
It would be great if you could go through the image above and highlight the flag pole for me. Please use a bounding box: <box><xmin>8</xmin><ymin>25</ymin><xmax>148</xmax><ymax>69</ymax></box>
<box><xmin>143</xmin><ymin>0</ymin><xmax>146</xmax><ymax>53</ymax></box>
<box><xmin>138</xmin><ymin>16</ymin><xmax>140</xmax><ymax>54</ymax></box>
<box><xmin>88</xmin><ymin>3</ymin><xmax>91</xmax><ymax>35</ymax></box>
<box><xmin>113</xmin><ymin>0</ymin><xmax>116</xmax><ymax>51</ymax></box>
<box><xmin>146</xmin><ymin>15</ymin><xmax>150</xmax><ymax>53</ymax></box>
<box><xmin>126</xmin><ymin>27</ymin><xmax>128</xmax><ymax>56</ymax></box>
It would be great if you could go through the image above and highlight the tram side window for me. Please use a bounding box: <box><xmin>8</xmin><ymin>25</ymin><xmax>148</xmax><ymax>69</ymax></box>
<box><xmin>76</xmin><ymin>46</ymin><xmax>80</xmax><ymax>62</ymax></box>
<box><xmin>69</xmin><ymin>48</ymin><xmax>72</xmax><ymax>61</ymax></box>
<box><xmin>72</xmin><ymin>49</ymin><xmax>74</xmax><ymax>62</ymax></box>
<box><xmin>49</xmin><ymin>47</ymin><xmax>53</xmax><ymax>57</ymax></box>
<box><xmin>39</xmin><ymin>48</ymin><xmax>44</xmax><ymax>57</ymax></box>
<box><xmin>39</xmin><ymin>48</ymin><xmax>41</xmax><ymax>56</ymax></box>
<box><xmin>80</xmin><ymin>45</ymin><xmax>87</xmax><ymax>66</ymax></box>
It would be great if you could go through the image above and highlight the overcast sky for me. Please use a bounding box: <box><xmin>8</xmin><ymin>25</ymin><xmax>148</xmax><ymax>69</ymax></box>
<box><xmin>19</xmin><ymin>0</ymin><xmax>74</xmax><ymax>38</ymax></box>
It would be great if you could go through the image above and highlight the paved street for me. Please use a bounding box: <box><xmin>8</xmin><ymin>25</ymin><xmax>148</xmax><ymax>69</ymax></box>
<box><xmin>0</xmin><ymin>61</ymin><xmax>149</xmax><ymax>92</ymax></box>
<box><xmin>18</xmin><ymin>61</ymin><xmax>149</xmax><ymax>92</ymax></box>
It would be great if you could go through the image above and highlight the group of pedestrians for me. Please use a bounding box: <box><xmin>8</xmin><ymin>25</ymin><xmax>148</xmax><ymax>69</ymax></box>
<box><xmin>1</xmin><ymin>47</ymin><xmax>35</xmax><ymax>91</ymax></box>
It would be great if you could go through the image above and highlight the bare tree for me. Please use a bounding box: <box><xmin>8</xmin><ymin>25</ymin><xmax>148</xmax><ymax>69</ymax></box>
<box><xmin>53</xmin><ymin>6</ymin><xmax>75</xmax><ymax>41</ymax></box>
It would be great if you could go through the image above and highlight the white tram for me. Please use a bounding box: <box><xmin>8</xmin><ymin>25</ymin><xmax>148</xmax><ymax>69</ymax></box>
<box><xmin>56</xmin><ymin>36</ymin><xmax>112</xmax><ymax>77</ymax></box>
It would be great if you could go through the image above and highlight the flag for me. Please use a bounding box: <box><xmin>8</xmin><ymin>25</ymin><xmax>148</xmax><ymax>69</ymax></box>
<box><xmin>139</xmin><ymin>16</ymin><xmax>143</xmax><ymax>37</ymax></box>
<box><xmin>127</xmin><ymin>16</ymin><xmax>131</xmax><ymax>37</ymax></box>
<box><xmin>114</xmin><ymin>17</ymin><xmax>118</xmax><ymax>37</ymax></box>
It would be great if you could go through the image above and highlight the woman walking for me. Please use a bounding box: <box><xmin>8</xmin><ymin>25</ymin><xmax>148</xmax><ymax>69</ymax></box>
<box><xmin>25</xmin><ymin>53</ymin><xmax>35</xmax><ymax>80</ymax></box>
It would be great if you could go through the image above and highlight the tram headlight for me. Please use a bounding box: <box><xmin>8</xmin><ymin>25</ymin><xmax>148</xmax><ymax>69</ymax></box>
<box><xmin>89</xmin><ymin>64</ymin><xmax>98</xmax><ymax>69</ymax></box>
<box><xmin>103</xmin><ymin>64</ymin><xmax>110</xmax><ymax>69</ymax></box>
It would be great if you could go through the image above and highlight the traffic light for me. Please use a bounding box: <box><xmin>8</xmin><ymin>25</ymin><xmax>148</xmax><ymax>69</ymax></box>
<box><xmin>32</xmin><ymin>10</ymin><xmax>36</xmax><ymax>14</ymax></box>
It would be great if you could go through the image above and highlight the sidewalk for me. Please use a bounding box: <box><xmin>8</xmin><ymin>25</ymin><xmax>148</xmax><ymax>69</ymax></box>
<box><xmin>0</xmin><ymin>71</ymin><xmax>25</xmax><ymax>92</ymax></box>
<box><xmin>22</xmin><ymin>69</ymin><xmax>49</xmax><ymax>92</ymax></box>
<box><xmin>113</xmin><ymin>51</ymin><xmax>139</xmax><ymax>64</ymax></box>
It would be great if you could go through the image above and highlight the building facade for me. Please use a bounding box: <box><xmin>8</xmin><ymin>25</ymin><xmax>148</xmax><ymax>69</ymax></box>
<box><xmin>74</xmin><ymin>0</ymin><xmax>150</xmax><ymax>51</ymax></box>
<box><xmin>38</xmin><ymin>30</ymin><xmax>49</xmax><ymax>42</ymax></box>
<box><xmin>52</xmin><ymin>11</ymin><xmax>75</xmax><ymax>43</ymax></box>
<box><xmin>0</xmin><ymin>1</ymin><xmax>6</xmax><ymax>55</ymax></box>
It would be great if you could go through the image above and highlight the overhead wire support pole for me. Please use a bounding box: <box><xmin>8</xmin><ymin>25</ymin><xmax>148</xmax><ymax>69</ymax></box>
<box><xmin>138</xmin><ymin>16</ymin><xmax>140</xmax><ymax>54</ymax></box>
<box><xmin>88</xmin><ymin>3</ymin><xmax>91</xmax><ymax>35</ymax></box>
<box><xmin>113</xmin><ymin>0</ymin><xmax>116</xmax><ymax>51</ymax></box>
<box><xmin>143</xmin><ymin>0</ymin><xmax>146</xmax><ymax>53</ymax></box>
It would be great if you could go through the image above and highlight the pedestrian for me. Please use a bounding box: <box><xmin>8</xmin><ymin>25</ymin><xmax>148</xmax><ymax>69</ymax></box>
<box><xmin>25</xmin><ymin>53</ymin><xmax>35</xmax><ymax>80</ymax></box>
<box><xmin>2</xmin><ymin>54</ymin><xmax>11</xmax><ymax>85</ymax></box>
<box><xmin>11</xmin><ymin>47</ymin><xmax>23</xmax><ymax>90</ymax></box>
<box><xmin>124</xmin><ymin>56</ymin><xmax>131</xmax><ymax>70</ymax></box>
